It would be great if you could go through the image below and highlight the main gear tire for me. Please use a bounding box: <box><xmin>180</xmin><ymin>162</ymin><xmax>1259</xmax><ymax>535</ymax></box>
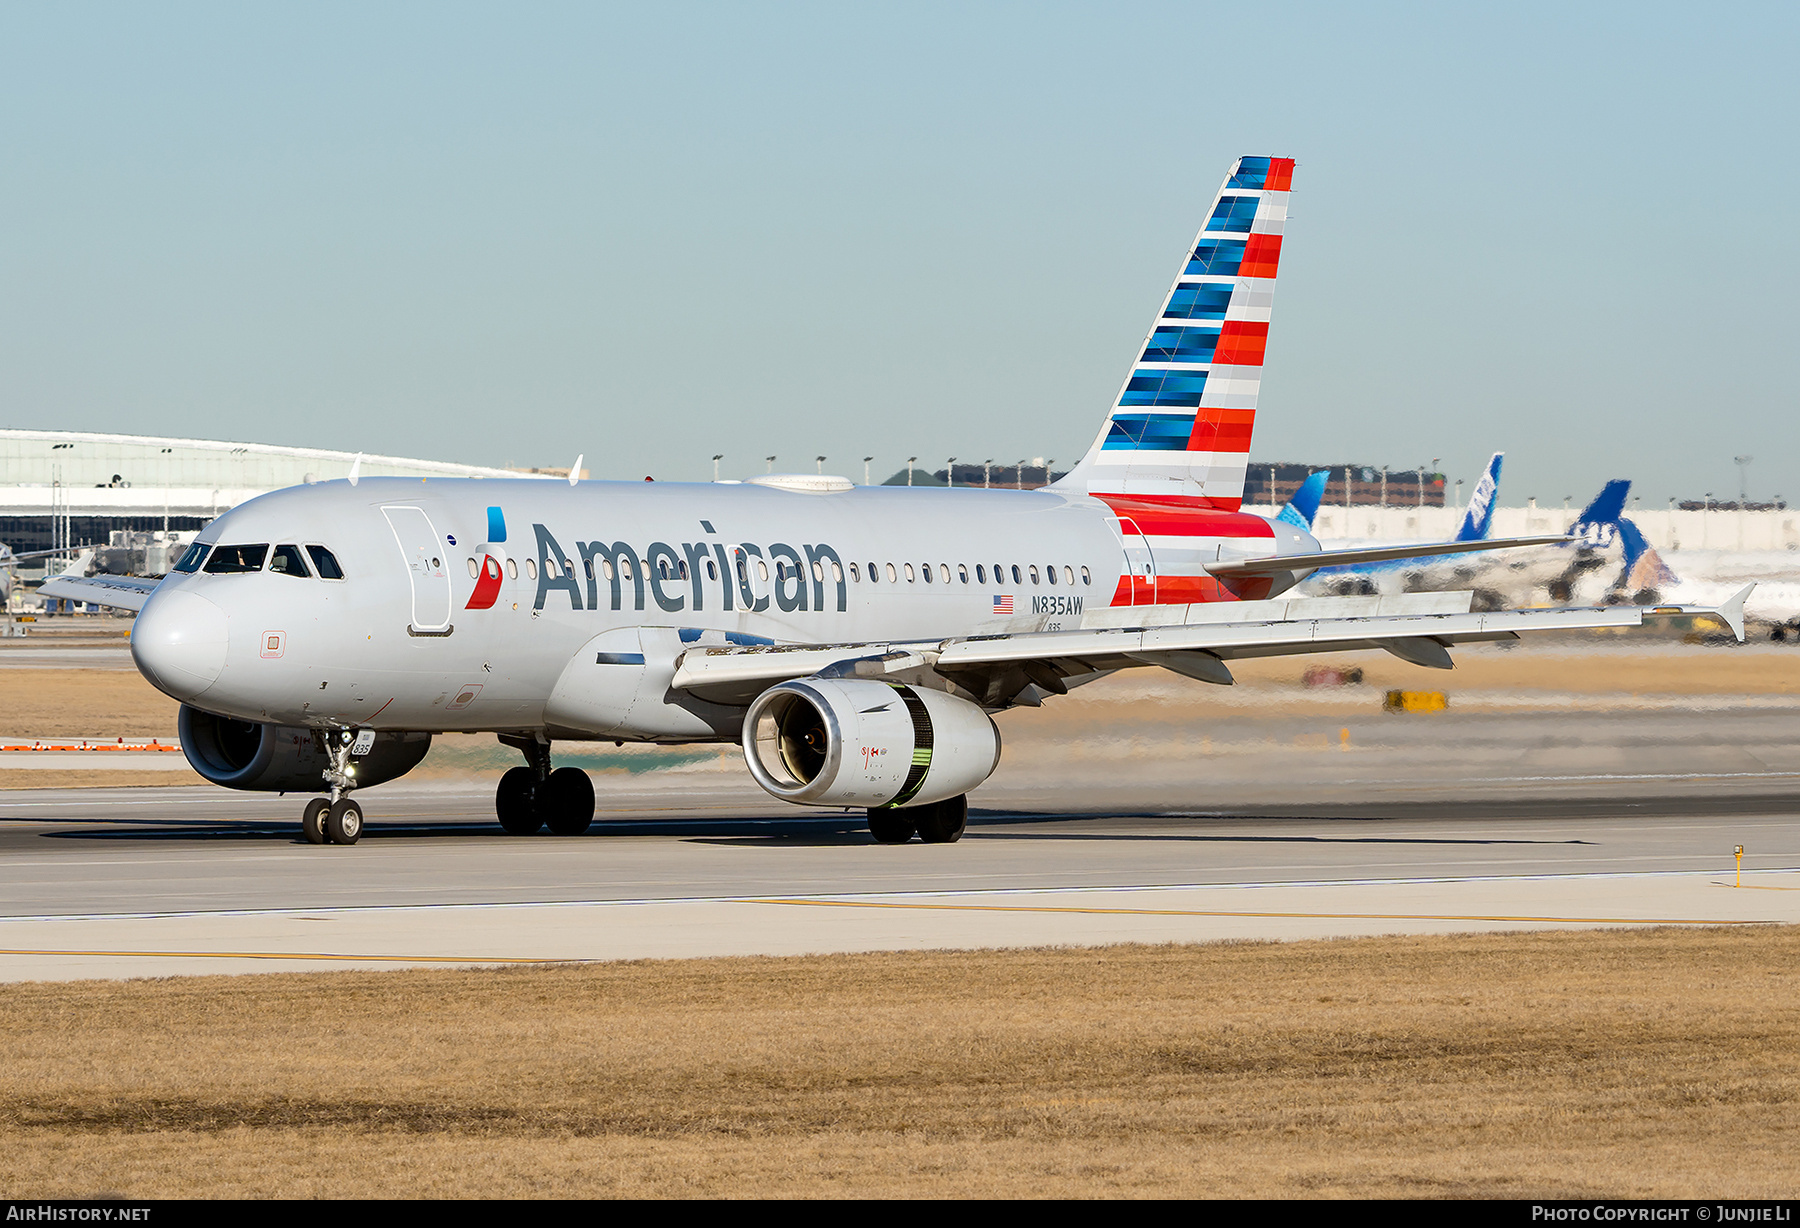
<box><xmin>496</xmin><ymin>766</ymin><xmax>542</xmax><ymax>835</ymax></box>
<box><xmin>542</xmin><ymin>767</ymin><xmax>595</xmax><ymax>837</ymax></box>
<box><xmin>866</xmin><ymin>810</ymin><xmax>916</xmax><ymax>844</ymax></box>
<box><xmin>914</xmin><ymin>795</ymin><xmax>968</xmax><ymax>844</ymax></box>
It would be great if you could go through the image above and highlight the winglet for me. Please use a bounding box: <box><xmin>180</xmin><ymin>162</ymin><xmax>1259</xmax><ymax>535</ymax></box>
<box><xmin>348</xmin><ymin>453</ymin><xmax>362</xmax><ymax>487</ymax></box>
<box><xmin>569</xmin><ymin>455</ymin><xmax>583</xmax><ymax>487</ymax></box>
<box><xmin>57</xmin><ymin>549</ymin><xmax>94</xmax><ymax>577</ymax></box>
<box><xmin>1719</xmin><ymin>583</ymin><xmax>1753</xmax><ymax>643</ymax></box>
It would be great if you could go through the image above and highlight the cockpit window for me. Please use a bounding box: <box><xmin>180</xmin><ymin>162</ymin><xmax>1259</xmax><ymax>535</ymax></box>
<box><xmin>306</xmin><ymin>544</ymin><xmax>345</xmax><ymax>580</ymax></box>
<box><xmin>203</xmin><ymin>544</ymin><xmax>269</xmax><ymax>574</ymax></box>
<box><xmin>269</xmin><ymin>544</ymin><xmax>311</xmax><ymax>577</ymax></box>
<box><xmin>172</xmin><ymin>543</ymin><xmax>210</xmax><ymax>573</ymax></box>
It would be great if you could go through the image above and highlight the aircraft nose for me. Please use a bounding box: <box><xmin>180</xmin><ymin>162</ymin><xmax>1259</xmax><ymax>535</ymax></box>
<box><xmin>131</xmin><ymin>589</ymin><xmax>230</xmax><ymax>702</ymax></box>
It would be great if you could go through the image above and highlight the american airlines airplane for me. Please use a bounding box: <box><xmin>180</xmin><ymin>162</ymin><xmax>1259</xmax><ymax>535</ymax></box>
<box><xmin>44</xmin><ymin>156</ymin><xmax>1748</xmax><ymax>846</ymax></box>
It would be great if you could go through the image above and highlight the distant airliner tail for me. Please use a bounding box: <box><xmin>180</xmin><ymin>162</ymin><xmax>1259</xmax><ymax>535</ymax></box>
<box><xmin>1276</xmin><ymin>470</ymin><xmax>1328</xmax><ymax>530</ymax></box>
<box><xmin>1454</xmin><ymin>453</ymin><xmax>1504</xmax><ymax>542</ymax></box>
<box><xmin>1058</xmin><ymin>155</ymin><xmax>1293</xmax><ymax>512</ymax></box>
<box><xmin>1572</xmin><ymin>479</ymin><xmax>1631</xmax><ymax>534</ymax></box>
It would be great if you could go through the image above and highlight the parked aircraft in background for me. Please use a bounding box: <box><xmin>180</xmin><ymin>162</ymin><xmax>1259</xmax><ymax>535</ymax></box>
<box><xmin>41</xmin><ymin>156</ymin><xmax>1745</xmax><ymax>846</ymax></box>
<box><xmin>1275</xmin><ymin>471</ymin><xmax>1328</xmax><ymax>530</ymax></box>
<box><xmin>1</xmin><ymin>543</ymin><xmax>94</xmax><ymax>612</ymax></box>
<box><xmin>1303</xmin><ymin>452</ymin><xmax>1508</xmax><ymax>599</ymax></box>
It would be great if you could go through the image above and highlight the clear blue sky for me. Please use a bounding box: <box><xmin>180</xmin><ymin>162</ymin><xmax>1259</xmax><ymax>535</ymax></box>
<box><xmin>2</xmin><ymin>3</ymin><xmax>1794</xmax><ymax>506</ymax></box>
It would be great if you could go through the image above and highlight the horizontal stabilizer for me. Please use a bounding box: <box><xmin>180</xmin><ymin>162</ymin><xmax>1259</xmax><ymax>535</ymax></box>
<box><xmin>37</xmin><ymin>572</ymin><xmax>161</xmax><ymax>612</ymax></box>
<box><xmin>1207</xmin><ymin>534</ymin><xmax>1573</xmax><ymax>577</ymax></box>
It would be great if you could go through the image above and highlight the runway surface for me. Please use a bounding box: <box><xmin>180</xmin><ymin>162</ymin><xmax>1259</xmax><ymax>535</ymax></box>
<box><xmin>2</xmin><ymin>738</ymin><xmax>1797</xmax><ymax>980</ymax></box>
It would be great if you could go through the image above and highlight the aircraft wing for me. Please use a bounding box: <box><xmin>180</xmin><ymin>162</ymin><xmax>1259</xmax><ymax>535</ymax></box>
<box><xmin>36</xmin><ymin>571</ymin><xmax>162</xmax><ymax>613</ymax></box>
<box><xmin>1207</xmin><ymin>534</ymin><xmax>1573</xmax><ymax>577</ymax></box>
<box><xmin>669</xmin><ymin>586</ymin><xmax>1751</xmax><ymax>706</ymax></box>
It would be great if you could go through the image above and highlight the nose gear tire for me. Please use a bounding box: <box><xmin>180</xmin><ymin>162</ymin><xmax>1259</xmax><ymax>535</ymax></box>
<box><xmin>301</xmin><ymin>798</ymin><xmax>329</xmax><ymax>845</ymax></box>
<box><xmin>326</xmin><ymin>798</ymin><xmax>363</xmax><ymax>845</ymax></box>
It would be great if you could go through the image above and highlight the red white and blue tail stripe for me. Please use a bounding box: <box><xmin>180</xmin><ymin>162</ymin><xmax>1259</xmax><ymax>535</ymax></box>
<box><xmin>1061</xmin><ymin>156</ymin><xmax>1292</xmax><ymax>512</ymax></box>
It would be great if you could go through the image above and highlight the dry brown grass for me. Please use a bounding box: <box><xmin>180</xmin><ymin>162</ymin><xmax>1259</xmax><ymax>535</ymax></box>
<box><xmin>0</xmin><ymin>670</ymin><xmax>180</xmax><ymax>740</ymax></box>
<box><xmin>1</xmin><ymin>928</ymin><xmax>1796</xmax><ymax>1198</ymax></box>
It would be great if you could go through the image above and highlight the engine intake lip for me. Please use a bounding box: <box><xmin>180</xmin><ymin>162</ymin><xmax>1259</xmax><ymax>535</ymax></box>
<box><xmin>179</xmin><ymin>704</ymin><xmax>278</xmax><ymax>788</ymax></box>
<box><xmin>742</xmin><ymin>681</ymin><xmax>843</xmax><ymax>803</ymax></box>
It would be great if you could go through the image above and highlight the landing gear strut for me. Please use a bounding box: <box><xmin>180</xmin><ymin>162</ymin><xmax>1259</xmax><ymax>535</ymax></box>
<box><xmin>496</xmin><ymin>734</ymin><xmax>594</xmax><ymax>836</ymax></box>
<box><xmin>301</xmin><ymin>729</ymin><xmax>366</xmax><ymax>845</ymax></box>
<box><xmin>867</xmin><ymin>794</ymin><xmax>968</xmax><ymax>845</ymax></box>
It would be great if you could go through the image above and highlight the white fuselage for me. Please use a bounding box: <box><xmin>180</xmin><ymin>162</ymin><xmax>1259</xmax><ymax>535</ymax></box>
<box><xmin>129</xmin><ymin>477</ymin><xmax>1315</xmax><ymax>740</ymax></box>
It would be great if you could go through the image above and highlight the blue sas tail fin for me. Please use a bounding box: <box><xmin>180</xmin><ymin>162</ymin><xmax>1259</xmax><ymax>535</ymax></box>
<box><xmin>1454</xmin><ymin>452</ymin><xmax>1504</xmax><ymax>542</ymax></box>
<box><xmin>1276</xmin><ymin>470</ymin><xmax>1328</xmax><ymax>529</ymax></box>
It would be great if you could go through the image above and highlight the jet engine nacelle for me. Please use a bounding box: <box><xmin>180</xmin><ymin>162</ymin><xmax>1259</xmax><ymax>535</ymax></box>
<box><xmin>178</xmin><ymin>705</ymin><xmax>432</xmax><ymax>792</ymax></box>
<box><xmin>742</xmin><ymin>677</ymin><xmax>1001</xmax><ymax>809</ymax></box>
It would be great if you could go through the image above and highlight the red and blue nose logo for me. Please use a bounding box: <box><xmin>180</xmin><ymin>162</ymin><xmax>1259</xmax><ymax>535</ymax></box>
<box><xmin>466</xmin><ymin>555</ymin><xmax>504</xmax><ymax>609</ymax></box>
<box><xmin>465</xmin><ymin>506</ymin><xmax>506</xmax><ymax>611</ymax></box>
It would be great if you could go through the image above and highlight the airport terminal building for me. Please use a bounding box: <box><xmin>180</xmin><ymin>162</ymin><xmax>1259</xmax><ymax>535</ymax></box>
<box><xmin>0</xmin><ymin>428</ymin><xmax>544</xmax><ymax>568</ymax></box>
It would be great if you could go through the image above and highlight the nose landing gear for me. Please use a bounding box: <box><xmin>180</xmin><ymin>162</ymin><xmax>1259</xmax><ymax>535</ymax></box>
<box><xmin>300</xmin><ymin>730</ymin><xmax>367</xmax><ymax>845</ymax></box>
<box><xmin>496</xmin><ymin>734</ymin><xmax>595</xmax><ymax>836</ymax></box>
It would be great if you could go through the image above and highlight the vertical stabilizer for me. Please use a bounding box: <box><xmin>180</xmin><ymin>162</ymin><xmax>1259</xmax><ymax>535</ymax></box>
<box><xmin>1277</xmin><ymin>470</ymin><xmax>1328</xmax><ymax>530</ymax></box>
<box><xmin>1058</xmin><ymin>156</ymin><xmax>1293</xmax><ymax>510</ymax></box>
<box><xmin>1454</xmin><ymin>453</ymin><xmax>1504</xmax><ymax>542</ymax></box>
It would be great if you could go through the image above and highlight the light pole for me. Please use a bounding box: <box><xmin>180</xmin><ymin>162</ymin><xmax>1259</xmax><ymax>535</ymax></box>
<box><xmin>863</xmin><ymin>456</ymin><xmax>873</xmax><ymax>485</ymax></box>
<box><xmin>1016</xmin><ymin>459</ymin><xmax>1026</xmax><ymax>488</ymax></box>
<box><xmin>1735</xmin><ymin>455</ymin><xmax>1754</xmax><ymax>506</ymax></box>
<box><xmin>907</xmin><ymin>456</ymin><xmax>917</xmax><ymax>486</ymax></box>
<box><xmin>946</xmin><ymin>457</ymin><xmax>956</xmax><ymax>489</ymax></box>
<box><xmin>816</xmin><ymin>455</ymin><xmax>826</xmax><ymax>475</ymax></box>
<box><xmin>712</xmin><ymin>454</ymin><xmax>723</xmax><ymax>482</ymax></box>
<box><xmin>766</xmin><ymin>455</ymin><xmax>776</xmax><ymax>474</ymax></box>
<box><xmin>983</xmin><ymin>459</ymin><xmax>993</xmax><ymax>489</ymax></box>
<box><xmin>1042</xmin><ymin>459</ymin><xmax>1055</xmax><ymax>487</ymax></box>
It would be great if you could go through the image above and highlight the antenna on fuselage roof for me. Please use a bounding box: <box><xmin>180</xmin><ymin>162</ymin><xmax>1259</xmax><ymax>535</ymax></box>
<box><xmin>569</xmin><ymin>455</ymin><xmax>583</xmax><ymax>487</ymax></box>
<box><xmin>348</xmin><ymin>453</ymin><xmax>362</xmax><ymax>487</ymax></box>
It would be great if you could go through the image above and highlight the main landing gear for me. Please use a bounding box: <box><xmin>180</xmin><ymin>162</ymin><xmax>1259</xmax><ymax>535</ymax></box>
<box><xmin>867</xmin><ymin>794</ymin><xmax>968</xmax><ymax>845</ymax></box>
<box><xmin>495</xmin><ymin>734</ymin><xmax>595</xmax><ymax>836</ymax></box>
<box><xmin>301</xmin><ymin>729</ymin><xmax>365</xmax><ymax>846</ymax></box>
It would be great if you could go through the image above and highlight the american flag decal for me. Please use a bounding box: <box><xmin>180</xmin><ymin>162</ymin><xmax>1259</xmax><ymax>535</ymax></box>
<box><xmin>992</xmin><ymin>595</ymin><xmax>1014</xmax><ymax>614</ymax></box>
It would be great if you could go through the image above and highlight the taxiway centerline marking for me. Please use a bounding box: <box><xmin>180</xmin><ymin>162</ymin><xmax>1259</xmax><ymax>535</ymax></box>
<box><xmin>746</xmin><ymin>898</ymin><xmax>1772</xmax><ymax>926</ymax></box>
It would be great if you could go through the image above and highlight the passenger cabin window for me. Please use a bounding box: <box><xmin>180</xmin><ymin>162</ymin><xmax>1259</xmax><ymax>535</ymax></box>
<box><xmin>976</xmin><ymin>564</ymin><xmax>986</xmax><ymax>584</ymax></box>
<box><xmin>204</xmin><ymin>544</ymin><xmax>268</xmax><ymax>574</ymax></box>
<box><xmin>1011</xmin><ymin>564</ymin><xmax>1022</xmax><ymax>584</ymax></box>
<box><xmin>958</xmin><ymin>564</ymin><xmax>969</xmax><ymax>584</ymax></box>
<box><xmin>269</xmin><ymin>545</ymin><xmax>311</xmax><ymax>577</ymax></box>
<box><xmin>1029</xmin><ymin>565</ymin><xmax>1040</xmax><ymax>585</ymax></box>
<box><xmin>1045</xmin><ymin>564</ymin><xmax>1056</xmax><ymax>586</ymax></box>
<box><xmin>1080</xmin><ymin>565</ymin><xmax>1091</xmax><ymax>586</ymax></box>
<box><xmin>306</xmin><ymin>545</ymin><xmax>345</xmax><ymax>580</ymax></box>
<box><xmin>173</xmin><ymin>543</ymin><xmax>209</xmax><ymax>573</ymax></box>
